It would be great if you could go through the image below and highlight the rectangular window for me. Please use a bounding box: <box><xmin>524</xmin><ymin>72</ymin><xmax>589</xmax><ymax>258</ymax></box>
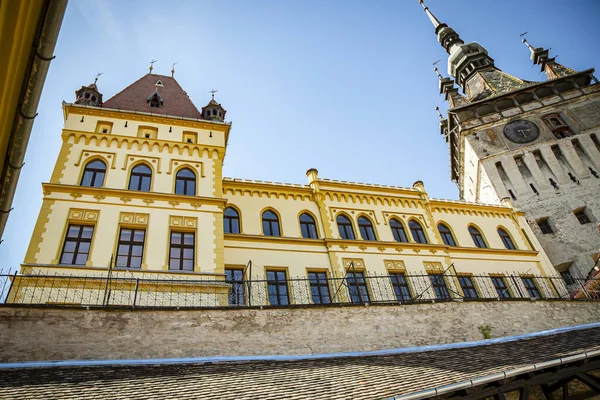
<box><xmin>429</xmin><ymin>274</ymin><xmax>450</xmax><ymax>300</ymax></box>
<box><xmin>95</xmin><ymin>121</ymin><xmax>113</xmax><ymax>134</ymax></box>
<box><xmin>137</xmin><ymin>126</ymin><xmax>158</xmax><ymax>139</ymax></box>
<box><xmin>60</xmin><ymin>225</ymin><xmax>94</xmax><ymax>265</ymax></box>
<box><xmin>225</xmin><ymin>269</ymin><xmax>245</xmax><ymax>306</ymax></box>
<box><xmin>347</xmin><ymin>271</ymin><xmax>370</xmax><ymax>304</ymax></box>
<box><xmin>182</xmin><ymin>131</ymin><xmax>197</xmax><ymax>144</ymax></box>
<box><xmin>169</xmin><ymin>231</ymin><xmax>195</xmax><ymax>271</ymax></box>
<box><xmin>458</xmin><ymin>276</ymin><xmax>478</xmax><ymax>299</ymax></box>
<box><xmin>491</xmin><ymin>276</ymin><xmax>511</xmax><ymax>298</ymax></box>
<box><xmin>116</xmin><ymin>228</ymin><xmax>145</xmax><ymax>268</ymax></box>
<box><xmin>390</xmin><ymin>272</ymin><xmax>411</xmax><ymax>302</ymax></box>
<box><xmin>537</xmin><ymin>218</ymin><xmax>553</xmax><ymax>234</ymax></box>
<box><xmin>521</xmin><ymin>277</ymin><xmax>542</xmax><ymax>299</ymax></box>
<box><xmin>308</xmin><ymin>272</ymin><xmax>331</xmax><ymax>304</ymax></box>
<box><xmin>266</xmin><ymin>270</ymin><xmax>289</xmax><ymax>305</ymax></box>
<box><xmin>574</xmin><ymin>208</ymin><xmax>592</xmax><ymax>225</ymax></box>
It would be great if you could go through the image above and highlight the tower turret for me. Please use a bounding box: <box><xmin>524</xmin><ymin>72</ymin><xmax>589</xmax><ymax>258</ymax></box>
<box><xmin>74</xmin><ymin>76</ymin><xmax>103</xmax><ymax>107</ymax></box>
<box><xmin>522</xmin><ymin>38</ymin><xmax>577</xmax><ymax>81</ymax></box>
<box><xmin>202</xmin><ymin>91</ymin><xmax>227</xmax><ymax>122</ymax></box>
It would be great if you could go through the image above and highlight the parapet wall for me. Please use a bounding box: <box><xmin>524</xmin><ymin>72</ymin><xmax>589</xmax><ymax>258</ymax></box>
<box><xmin>1</xmin><ymin>301</ymin><xmax>599</xmax><ymax>362</ymax></box>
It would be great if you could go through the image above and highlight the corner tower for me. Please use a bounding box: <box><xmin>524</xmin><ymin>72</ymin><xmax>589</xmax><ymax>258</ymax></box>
<box><xmin>22</xmin><ymin>70</ymin><xmax>232</xmax><ymax>287</ymax></box>
<box><xmin>421</xmin><ymin>1</ymin><xmax>600</xmax><ymax>279</ymax></box>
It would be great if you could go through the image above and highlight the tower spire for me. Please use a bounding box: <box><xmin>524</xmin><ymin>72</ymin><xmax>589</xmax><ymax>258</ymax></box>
<box><xmin>417</xmin><ymin>0</ymin><xmax>463</xmax><ymax>54</ymax></box>
<box><xmin>521</xmin><ymin>37</ymin><xmax>577</xmax><ymax>80</ymax></box>
<box><xmin>418</xmin><ymin>0</ymin><xmax>442</xmax><ymax>29</ymax></box>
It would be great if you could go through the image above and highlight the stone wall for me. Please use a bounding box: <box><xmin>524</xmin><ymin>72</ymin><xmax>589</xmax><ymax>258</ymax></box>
<box><xmin>1</xmin><ymin>301</ymin><xmax>599</xmax><ymax>362</ymax></box>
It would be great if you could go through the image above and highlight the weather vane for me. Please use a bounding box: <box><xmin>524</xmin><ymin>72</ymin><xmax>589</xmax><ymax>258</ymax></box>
<box><xmin>209</xmin><ymin>89</ymin><xmax>219</xmax><ymax>100</ymax></box>
<box><xmin>149</xmin><ymin>59</ymin><xmax>157</xmax><ymax>73</ymax></box>
<box><xmin>94</xmin><ymin>72</ymin><xmax>103</xmax><ymax>85</ymax></box>
<box><xmin>171</xmin><ymin>62</ymin><xmax>177</xmax><ymax>78</ymax></box>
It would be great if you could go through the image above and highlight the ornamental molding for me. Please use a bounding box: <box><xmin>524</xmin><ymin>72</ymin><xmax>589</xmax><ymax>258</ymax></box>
<box><xmin>169</xmin><ymin>216</ymin><xmax>197</xmax><ymax>228</ymax></box>
<box><xmin>68</xmin><ymin>208</ymin><xmax>99</xmax><ymax>221</ymax></box>
<box><xmin>120</xmin><ymin>212</ymin><xmax>149</xmax><ymax>226</ymax></box>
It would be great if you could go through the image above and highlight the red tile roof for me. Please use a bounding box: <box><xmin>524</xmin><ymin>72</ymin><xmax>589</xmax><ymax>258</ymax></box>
<box><xmin>102</xmin><ymin>74</ymin><xmax>203</xmax><ymax>119</ymax></box>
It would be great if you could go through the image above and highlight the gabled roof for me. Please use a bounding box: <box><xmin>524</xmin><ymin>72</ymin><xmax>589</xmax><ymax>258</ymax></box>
<box><xmin>102</xmin><ymin>74</ymin><xmax>202</xmax><ymax>119</ymax></box>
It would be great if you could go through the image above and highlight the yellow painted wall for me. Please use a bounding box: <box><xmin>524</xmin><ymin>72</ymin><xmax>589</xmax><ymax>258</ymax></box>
<box><xmin>23</xmin><ymin>98</ymin><xmax>558</xmax><ymax>297</ymax></box>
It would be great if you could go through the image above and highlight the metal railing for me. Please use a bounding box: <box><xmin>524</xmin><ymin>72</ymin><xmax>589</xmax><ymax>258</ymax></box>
<box><xmin>0</xmin><ymin>268</ymin><xmax>598</xmax><ymax>309</ymax></box>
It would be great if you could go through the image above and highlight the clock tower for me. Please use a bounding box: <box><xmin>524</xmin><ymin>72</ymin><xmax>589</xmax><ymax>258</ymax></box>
<box><xmin>420</xmin><ymin>1</ymin><xmax>600</xmax><ymax>279</ymax></box>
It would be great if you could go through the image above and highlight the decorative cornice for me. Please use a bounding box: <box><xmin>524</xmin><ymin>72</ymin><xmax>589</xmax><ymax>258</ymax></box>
<box><xmin>223</xmin><ymin>179</ymin><xmax>312</xmax><ymax>201</ymax></box>
<box><xmin>62</xmin><ymin>130</ymin><xmax>226</xmax><ymax>158</ymax></box>
<box><xmin>224</xmin><ymin>233</ymin><xmax>326</xmax><ymax>247</ymax></box>
<box><xmin>64</xmin><ymin>104</ymin><xmax>231</xmax><ymax>132</ymax></box>
<box><xmin>42</xmin><ymin>183</ymin><xmax>227</xmax><ymax>207</ymax></box>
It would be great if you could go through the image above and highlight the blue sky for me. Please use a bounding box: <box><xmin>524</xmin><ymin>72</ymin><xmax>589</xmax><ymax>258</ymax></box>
<box><xmin>2</xmin><ymin>0</ymin><xmax>599</xmax><ymax>269</ymax></box>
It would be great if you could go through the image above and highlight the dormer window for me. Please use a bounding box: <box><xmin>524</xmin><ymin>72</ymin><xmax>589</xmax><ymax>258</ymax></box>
<box><xmin>84</xmin><ymin>93</ymin><xmax>90</xmax><ymax>99</ymax></box>
<box><xmin>147</xmin><ymin>90</ymin><xmax>163</xmax><ymax>108</ymax></box>
<box><xmin>155</xmin><ymin>80</ymin><xmax>164</xmax><ymax>87</ymax></box>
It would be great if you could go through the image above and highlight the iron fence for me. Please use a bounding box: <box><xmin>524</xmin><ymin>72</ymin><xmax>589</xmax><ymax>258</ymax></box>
<box><xmin>0</xmin><ymin>268</ymin><xmax>598</xmax><ymax>309</ymax></box>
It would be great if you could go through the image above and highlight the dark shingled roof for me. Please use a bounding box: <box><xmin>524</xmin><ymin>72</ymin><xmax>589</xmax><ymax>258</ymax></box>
<box><xmin>102</xmin><ymin>74</ymin><xmax>203</xmax><ymax>119</ymax></box>
<box><xmin>1</xmin><ymin>327</ymin><xmax>599</xmax><ymax>400</ymax></box>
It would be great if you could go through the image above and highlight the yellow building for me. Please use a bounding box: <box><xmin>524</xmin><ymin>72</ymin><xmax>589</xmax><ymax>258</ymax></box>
<box><xmin>12</xmin><ymin>71</ymin><xmax>568</xmax><ymax>306</ymax></box>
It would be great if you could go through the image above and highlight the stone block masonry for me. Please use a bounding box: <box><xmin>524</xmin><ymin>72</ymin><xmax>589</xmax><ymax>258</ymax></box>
<box><xmin>0</xmin><ymin>301</ymin><xmax>599</xmax><ymax>362</ymax></box>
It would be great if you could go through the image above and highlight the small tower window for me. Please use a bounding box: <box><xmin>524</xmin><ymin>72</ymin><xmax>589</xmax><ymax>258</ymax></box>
<box><xmin>84</xmin><ymin>93</ymin><xmax>90</xmax><ymax>99</ymax></box>
<box><xmin>574</xmin><ymin>208</ymin><xmax>593</xmax><ymax>225</ymax></box>
<box><xmin>536</xmin><ymin>218</ymin><xmax>554</xmax><ymax>234</ymax></box>
<box><xmin>543</xmin><ymin>114</ymin><xmax>573</xmax><ymax>139</ymax></box>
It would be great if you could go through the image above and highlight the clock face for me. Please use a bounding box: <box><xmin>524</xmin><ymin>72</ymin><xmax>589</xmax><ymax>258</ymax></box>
<box><xmin>503</xmin><ymin>120</ymin><xmax>540</xmax><ymax>144</ymax></box>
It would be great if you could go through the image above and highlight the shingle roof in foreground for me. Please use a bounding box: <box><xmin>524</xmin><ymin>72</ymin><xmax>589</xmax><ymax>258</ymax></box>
<box><xmin>1</xmin><ymin>327</ymin><xmax>599</xmax><ymax>400</ymax></box>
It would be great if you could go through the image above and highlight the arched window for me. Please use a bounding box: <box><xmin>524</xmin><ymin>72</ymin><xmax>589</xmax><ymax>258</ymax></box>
<box><xmin>224</xmin><ymin>207</ymin><xmax>240</xmax><ymax>234</ymax></box>
<box><xmin>175</xmin><ymin>168</ymin><xmax>196</xmax><ymax>196</ymax></box>
<box><xmin>390</xmin><ymin>218</ymin><xmax>408</xmax><ymax>243</ymax></box>
<box><xmin>262</xmin><ymin>210</ymin><xmax>281</xmax><ymax>237</ymax></box>
<box><xmin>469</xmin><ymin>226</ymin><xmax>487</xmax><ymax>248</ymax></box>
<box><xmin>498</xmin><ymin>227</ymin><xmax>516</xmax><ymax>250</ymax></box>
<box><xmin>438</xmin><ymin>223</ymin><xmax>457</xmax><ymax>246</ymax></box>
<box><xmin>299</xmin><ymin>213</ymin><xmax>318</xmax><ymax>239</ymax></box>
<box><xmin>128</xmin><ymin>164</ymin><xmax>152</xmax><ymax>191</ymax></box>
<box><xmin>336</xmin><ymin>215</ymin><xmax>355</xmax><ymax>240</ymax></box>
<box><xmin>358</xmin><ymin>216</ymin><xmax>376</xmax><ymax>241</ymax></box>
<box><xmin>409</xmin><ymin>220</ymin><xmax>428</xmax><ymax>244</ymax></box>
<box><xmin>80</xmin><ymin>160</ymin><xmax>106</xmax><ymax>188</ymax></box>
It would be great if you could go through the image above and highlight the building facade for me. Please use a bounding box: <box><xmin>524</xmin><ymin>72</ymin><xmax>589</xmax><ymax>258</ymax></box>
<box><xmin>419</xmin><ymin>1</ymin><xmax>600</xmax><ymax>279</ymax></box>
<box><xmin>13</xmin><ymin>67</ymin><xmax>567</xmax><ymax>306</ymax></box>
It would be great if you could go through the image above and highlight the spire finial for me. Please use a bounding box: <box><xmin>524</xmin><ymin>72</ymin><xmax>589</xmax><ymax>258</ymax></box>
<box><xmin>171</xmin><ymin>62</ymin><xmax>177</xmax><ymax>78</ymax></box>
<box><xmin>521</xmin><ymin>35</ymin><xmax>535</xmax><ymax>52</ymax></box>
<box><xmin>418</xmin><ymin>0</ymin><xmax>442</xmax><ymax>29</ymax></box>
<box><xmin>209</xmin><ymin>89</ymin><xmax>218</xmax><ymax>100</ymax></box>
<box><xmin>435</xmin><ymin>105</ymin><xmax>444</xmax><ymax>121</ymax></box>
<box><xmin>94</xmin><ymin>72</ymin><xmax>103</xmax><ymax>85</ymax></box>
<box><xmin>433</xmin><ymin>60</ymin><xmax>443</xmax><ymax>79</ymax></box>
<box><xmin>149</xmin><ymin>59</ymin><xmax>157</xmax><ymax>74</ymax></box>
